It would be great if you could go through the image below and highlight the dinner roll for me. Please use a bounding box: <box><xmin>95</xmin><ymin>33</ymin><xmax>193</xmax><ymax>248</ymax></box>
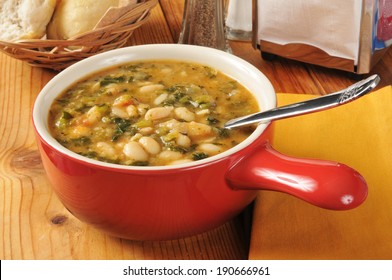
<box><xmin>0</xmin><ymin>0</ymin><xmax>56</xmax><ymax>41</ymax></box>
<box><xmin>46</xmin><ymin>0</ymin><xmax>121</xmax><ymax>39</ymax></box>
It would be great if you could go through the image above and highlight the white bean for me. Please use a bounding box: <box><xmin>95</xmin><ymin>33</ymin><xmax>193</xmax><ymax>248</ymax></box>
<box><xmin>130</xmin><ymin>133</ymin><xmax>143</xmax><ymax>141</ymax></box>
<box><xmin>115</xmin><ymin>140</ymin><xmax>127</xmax><ymax>149</ymax></box>
<box><xmin>123</xmin><ymin>141</ymin><xmax>149</xmax><ymax>162</ymax></box>
<box><xmin>196</xmin><ymin>109</ymin><xmax>210</xmax><ymax>116</ymax></box>
<box><xmin>198</xmin><ymin>143</ymin><xmax>222</xmax><ymax>155</ymax></box>
<box><xmin>137</xmin><ymin>103</ymin><xmax>150</xmax><ymax>115</ymax></box>
<box><xmin>176</xmin><ymin>134</ymin><xmax>191</xmax><ymax>148</ymax></box>
<box><xmin>113</xmin><ymin>95</ymin><xmax>133</xmax><ymax>107</ymax></box>
<box><xmin>154</xmin><ymin>93</ymin><xmax>168</xmax><ymax>105</ymax></box>
<box><xmin>186</xmin><ymin>121</ymin><xmax>212</xmax><ymax>139</ymax></box>
<box><xmin>169</xmin><ymin>159</ymin><xmax>193</xmax><ymax>165</ymax></box>
<box><xmin>139</xmin><ymin>136</ymin><xmax>161</xmax><ymax>155</ymax></box>
<box><xmin>174</xmin><ymin>107</ymin><xmax>195</xmax><ymax>122</ymax></box>
<box><xmin>111</xmin><ymin>106</ymin><xmax>129</xmax><ymax>119</ymax></box>
<box><xmin>139</xmin><ymin>84</ymin><xmax>165</xmax><ymax>94</ymax></box>
<box><xmin>69</xmin><ymin>125</ymin><xmax>90</xmax><ymax>138</ymax></box>
<box><xmin>159</xmin><ymin>119</ymin><xmax>179</xmax><ymax>130</ymax></box>
<box><xmin>139</xmin><ymin>127</ymin><xmax>154</xmax><ymax>135</ymax></box>
<box><xmin>145</xmin><ymin>106</ymin><xmax>173</xmax><ymax>120</ymax></box>
<box><xmin>159</xmin><ymin>119</ymin><xmax>188</xmax><ymax>134</ymax></box>
<box><xmin>104</xmin><ymin>83</ymin><xmax>121</xmax><ymax>95</ymax></box>
<box><xmin>158</xmin><ymin>150</ymin><xmax>183</xmax><ymax>161</ymax></box>
<box><xmin>85</xmin><ymin>106</ymin><xmax>102</xmax><ymax>125</ymax></box>
<box><xmin>126</xmin><ymin>105</ymin><xmax>139</xmax><ymax>118</ymax></box>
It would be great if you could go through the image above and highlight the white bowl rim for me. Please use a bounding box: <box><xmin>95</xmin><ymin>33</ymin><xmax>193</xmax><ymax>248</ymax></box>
<box><xmin>33</xmin><ymin>44</ymin><xmax>276</xmax><ymax>171</ymax></box>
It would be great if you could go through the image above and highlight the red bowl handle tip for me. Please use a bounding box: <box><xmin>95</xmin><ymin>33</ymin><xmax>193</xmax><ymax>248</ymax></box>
<box><xmin>226</xmin><ymin>142</ymin><xmax>368</xmax><ymax>210</ymax></box>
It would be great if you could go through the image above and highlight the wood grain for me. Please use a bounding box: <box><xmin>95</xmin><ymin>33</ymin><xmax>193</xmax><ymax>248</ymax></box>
<box><xmin>158</xmin><ymin>0</ymin><xmax>184</xmax><ymax>41</ymax></box>
<box><xmin>1</xmin><ymin>0</ymin><xmax>391</xmax><ymax>260</ymax></box>
<box><xmin>0</xmin><ymin>1</ymin><xmax>247</xmax><ymax>260</ymax></box>
<box><xmin>0</xmin><ymin>75</ymin><xmax>249</xmax><ymax>256</ymax></box>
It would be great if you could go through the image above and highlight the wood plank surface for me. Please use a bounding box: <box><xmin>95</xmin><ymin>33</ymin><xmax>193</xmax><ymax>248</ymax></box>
<box><xmin>1</xmin><ymin>0</ymin><xmax>391</xmax><ymax>260</ymax></box>
<box><xmin>0</xmin><ymin>0</ymin><xmax>248</xmax><ymax>260</ymax></box>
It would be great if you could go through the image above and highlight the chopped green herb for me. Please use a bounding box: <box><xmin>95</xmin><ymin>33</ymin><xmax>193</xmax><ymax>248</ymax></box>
<box><xmin>192</xmin><ymin>152</ymin><xmax>208</xmax><ymax>161</ymax></box>
<box><xmin>134</xmin><ymin>72</ymin><xmax>151</xmax><ymax>81</ymax></box>
<box><xmin>71</xmin><ymin>137</ymin><xmax>91</xmax><ymax>146</ymax></box>
<box><xmin>100</xmin><ymin>76</ymin><xmax>126</xmax><ymax>86</ymax></box>
<box><xmin>55</xmin><ymin>110</ymin><xmax>74</xmax><ymax>128</ymax></box>
<box><xmin>203</xmin><ymin>66</ymin><xmax>217</xmax><ymax>78</ymax></box>
<box><xmin>48</xmin><ymin>60</ymin><xmax>258</xmax><ymax>167</ymax></box>
<box><xmin>133</xmin><ymin>119</ymin><xmax>153</xmax><ymax>129</ymax></box>
<box><xmin>112</xmin><ymin>118</ymin><xmax>135</xmax><ymax>141</ymax></box>
<box><xmin>217</xmin><ymin>128</ymin><xmax>230</xmax><ymax>138</ymax></box>
<box><xmin>207</xmin><ymin>116</ymin><xmax>219</xmax><ymax>125</ymax></box>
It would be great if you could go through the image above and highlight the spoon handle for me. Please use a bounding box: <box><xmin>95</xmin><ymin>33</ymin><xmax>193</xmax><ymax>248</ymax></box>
<box><xmin>225</xmin><ymin>74</ymin><xmax>380</xmax><ymax>129</ymax></box>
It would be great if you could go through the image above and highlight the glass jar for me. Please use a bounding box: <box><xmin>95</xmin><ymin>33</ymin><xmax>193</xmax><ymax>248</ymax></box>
<box><xmin>178</xmin><ymin>0</ymin><xmax>231</xmax><ymax>52</ymax></box>
<box><xmin>226</xmin><ymin>0</ymin><xmax>253</xmax><ymax>41</ymax></box>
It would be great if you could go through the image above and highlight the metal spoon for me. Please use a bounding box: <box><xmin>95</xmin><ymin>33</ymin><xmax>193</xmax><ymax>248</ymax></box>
<box><xmin>224</xmin><ymin>74</ymin><xmax>380</xmax><ymax>129</ymax></box>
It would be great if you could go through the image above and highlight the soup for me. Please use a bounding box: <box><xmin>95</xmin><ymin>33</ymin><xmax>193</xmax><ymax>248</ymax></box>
<box><xmin>48</xmin><ymin>60</ymin><xmax>259</xmax><ymax>166</ymax></box>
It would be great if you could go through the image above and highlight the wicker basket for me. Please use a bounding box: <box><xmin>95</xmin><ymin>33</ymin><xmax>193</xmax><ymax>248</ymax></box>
<box><xmin>0</xmin><ymin>0</ymin><xmax>158</xmax><ymax>71</ymax></box>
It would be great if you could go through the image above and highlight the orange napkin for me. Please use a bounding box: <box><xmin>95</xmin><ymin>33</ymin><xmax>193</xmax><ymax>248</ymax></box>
<box><xmin>249</xmin><ymin>86</ymin><xmax>392</xmax><ymax>260</ymax></box>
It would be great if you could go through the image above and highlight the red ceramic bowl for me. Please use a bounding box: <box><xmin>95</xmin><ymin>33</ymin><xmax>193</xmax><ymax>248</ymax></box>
<box><xmin>33</xmin><ymin>44</ymin><xmax>367</xmax><ymax>240</ymax></box>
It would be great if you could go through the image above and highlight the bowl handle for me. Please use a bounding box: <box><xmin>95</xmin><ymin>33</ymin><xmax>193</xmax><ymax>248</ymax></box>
<box><xmin>225</xmin><ymin>142</ymin><xmax>368</xmax><ymax>210</ymax></box>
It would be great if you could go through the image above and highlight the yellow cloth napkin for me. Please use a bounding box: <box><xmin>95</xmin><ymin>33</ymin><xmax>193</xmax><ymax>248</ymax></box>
<box><xmin>249</xmin><ymin>86</ymin><xmax>392</xmax><ymax>260</ymax></box>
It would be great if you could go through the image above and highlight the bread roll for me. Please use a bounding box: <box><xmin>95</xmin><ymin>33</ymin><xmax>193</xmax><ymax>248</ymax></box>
<box><xmin>47</xmin><ymin>0</ymin><xmax>121</xmax><ymax>40</ymax></box>
<box><xmin>0</xmin><ymin>0</ymin><xmax>56</xmax><ymax>41</ymax></box>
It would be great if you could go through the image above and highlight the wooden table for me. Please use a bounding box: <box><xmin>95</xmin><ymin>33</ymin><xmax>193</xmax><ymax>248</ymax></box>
<box><xmin>1</xmin><ymin>0</ymin><xmax>391</xmax><ymax>260</ymax></box>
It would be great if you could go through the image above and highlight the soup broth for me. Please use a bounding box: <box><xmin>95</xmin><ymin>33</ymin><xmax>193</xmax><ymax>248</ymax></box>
<box><xmin>48</xmin><ymin>60</ymin><xmax>259</xmax><ymax>166</ymax></box>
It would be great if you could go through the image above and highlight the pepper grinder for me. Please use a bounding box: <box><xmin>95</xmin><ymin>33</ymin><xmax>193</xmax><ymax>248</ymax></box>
<box><xmin>178</xmin><ymin>0</ymin><xmax>231</xmax><ymax>52</ymax></box>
